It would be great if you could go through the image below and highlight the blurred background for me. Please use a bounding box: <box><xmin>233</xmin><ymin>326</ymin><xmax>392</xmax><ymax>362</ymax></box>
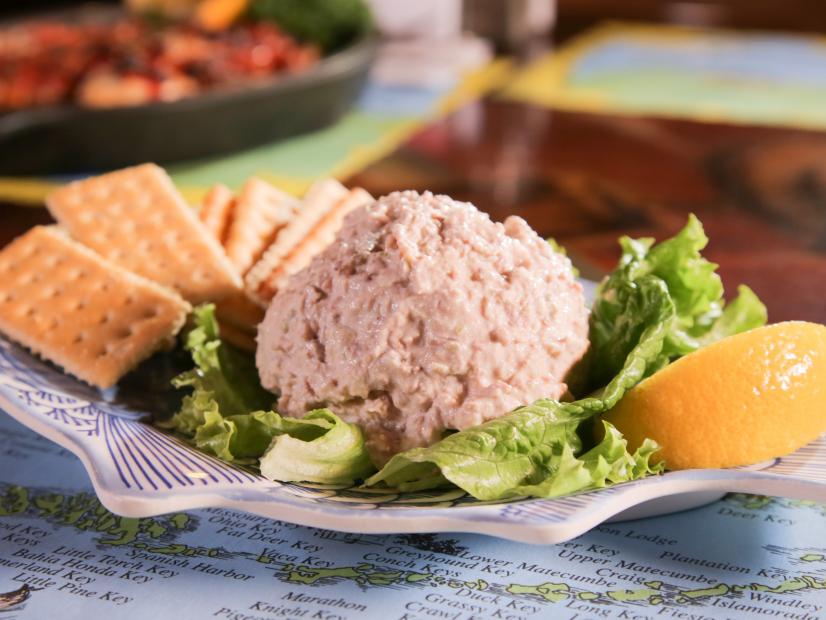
<box><xmin>2</xmin><ymin>0</ymin><xmax>826</xmax><ymax>322</ymax></box>
<box><xmin>3</xmin><ymin>0</ymin><xmax>826</xmax><ymax>174</ymax></box>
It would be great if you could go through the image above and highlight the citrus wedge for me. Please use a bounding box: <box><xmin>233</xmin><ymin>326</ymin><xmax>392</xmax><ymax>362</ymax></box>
<box><xmin>601</xmin><ymin>321</ymin><xmax>826</xmax><ymax>470</ymax></box>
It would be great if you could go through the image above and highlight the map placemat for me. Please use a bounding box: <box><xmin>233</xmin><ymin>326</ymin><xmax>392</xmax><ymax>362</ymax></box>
<box><xmin>504</xmin><ymin>22</ymin><xmax>826</xmax><ymax>132</ymax></box>
<box><xmin>0</xmin><ymin>411</ymin><xmax>825</xmax><ymax>619</ymax></box>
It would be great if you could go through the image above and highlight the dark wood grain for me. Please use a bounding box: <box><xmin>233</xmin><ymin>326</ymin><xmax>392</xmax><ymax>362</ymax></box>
<box><xmin>0</xmin><ymin>206</ymin><xmax>53</xmax><ymax>247</ymax></box>
<box><xmin>348</xmin><ymin>100</ymin><xmax>826</xmax><ymax>323</ymax></box>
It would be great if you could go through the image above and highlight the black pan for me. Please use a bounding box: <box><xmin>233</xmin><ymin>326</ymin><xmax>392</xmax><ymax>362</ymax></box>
<box><xmin>0</xmin><ymin>27</ymin><xmax>375</xmax><ymax>175</ymax></box>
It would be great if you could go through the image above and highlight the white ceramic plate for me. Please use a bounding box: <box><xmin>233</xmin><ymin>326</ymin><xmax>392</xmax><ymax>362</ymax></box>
<box><xmin>1</xmin><ymin>335</ymin><xmax>825</xmax><ymax>544</ymax></box>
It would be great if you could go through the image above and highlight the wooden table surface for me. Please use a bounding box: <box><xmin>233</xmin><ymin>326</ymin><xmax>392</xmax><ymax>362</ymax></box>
<box><xmin>349</xmin><ymin>99</ymin><xmax>826</xmax><ymax>324</ymax></box>
<box><xmin>3</xmin><ymin>97</ymin><xmax>826</xmax><ymax>324</ymax></box>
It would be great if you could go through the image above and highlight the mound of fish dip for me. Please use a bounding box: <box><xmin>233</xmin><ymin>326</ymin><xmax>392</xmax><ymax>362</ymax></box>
<box><xmin>256</xmin><ymin>191</ymin><xmax>589</xmax><ymax>464</ymax></box>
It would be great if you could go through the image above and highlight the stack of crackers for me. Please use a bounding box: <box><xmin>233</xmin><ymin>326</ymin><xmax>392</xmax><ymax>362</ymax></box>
<box><xmin>197</xmin><ymin>175</ymin><xmax>372</xmax><ymax>350</ymax></box>
<box><xmin>0</xmin><ymin>163</ymin><xmax>372</xmax><ymax>389</ymax></box>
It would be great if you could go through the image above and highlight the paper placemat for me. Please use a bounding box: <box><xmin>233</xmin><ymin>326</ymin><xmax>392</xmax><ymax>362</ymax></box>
<box><xmin>1</xmin><ymin>411</ymin><xmax>825</xmax><ymax>619</ymax></box>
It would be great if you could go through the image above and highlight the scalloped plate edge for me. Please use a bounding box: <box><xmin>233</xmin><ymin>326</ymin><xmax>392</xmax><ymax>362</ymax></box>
<box><xmin>4</xmin><ymin>387</ymin><xmax>826</xmax><ymax>545</ymax></box>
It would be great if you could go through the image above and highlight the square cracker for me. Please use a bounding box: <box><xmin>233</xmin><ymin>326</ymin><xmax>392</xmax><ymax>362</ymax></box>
<box><xmin>46</xmin><ymin>163</ymin><xmax>242</xmax><ymax>304</ymax></box>
<box><xmin>223</xmin><ymin>177</ymin><xmax>299</xmax><ymax>276</ymax></box>
<box><xmin>246</xmin><ymin>183</ymin><xmax>372</xmax><ymax>303</ymax></box>
<box><xmin>0</xmin><ymin>226</ymin><xmax>191</xmax><ymax>389</ymax></box>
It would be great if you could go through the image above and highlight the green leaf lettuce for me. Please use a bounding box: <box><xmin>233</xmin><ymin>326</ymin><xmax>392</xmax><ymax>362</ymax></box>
<box><xmin>163</xmin><ymin>305</ymin><xmax>374</xmax><ymax>484</ymax></box>
<box><xmin>587</xmin><ymin>214</ymin><xmax>767</xmax><ymax>388</ymax></box>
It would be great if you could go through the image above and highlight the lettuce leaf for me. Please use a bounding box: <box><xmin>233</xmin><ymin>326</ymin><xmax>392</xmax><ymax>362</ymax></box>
<box><xmin>697</xmin><ymin>284</ymin><xmax>767</xmax><ymax>346</ymax></box>
<box><xmin>170</xmin><ymin>304</ymin><xmax>273</xmax><ymax>423</ymax></box>
<box><xmin>587</xmin><ymin>214</ymin><xmax>767</xmax><ymax>388</ymax></box>
<box><xmin>260</xmin><ymin>409</ymin><xmax>374</xmax><ymax>485</ymax></box>
<box><xmin>178</xmin><ymin>404</ymin><xmax>332</xmax><ymax>463</ymax></box>
<box><xmin>163</xmin><ymin>305</ymin><xmax>374</xmax><ymax>484</ymax></box>
<box><xmin>514</xmin><ymin>422</ymin><xmax>663</xmax><ymax>498</ymax></box>
<box><xmin>366</xmin><ymin>393</ymin><xmax>664</xmax><ymax>500</ymax></box>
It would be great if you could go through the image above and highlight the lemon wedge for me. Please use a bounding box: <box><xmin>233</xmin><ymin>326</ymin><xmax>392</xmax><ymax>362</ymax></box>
<box><xmin>602</xmin><ymin>321</ymin><xmax>826</xmax><ymax>469</ymax></box>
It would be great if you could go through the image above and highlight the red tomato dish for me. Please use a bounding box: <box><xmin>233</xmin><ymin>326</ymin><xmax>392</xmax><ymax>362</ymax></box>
<box><xmin>0</xmin><ymin>17</ymin><xmax>319</xmax><ymax>110</ymax></box>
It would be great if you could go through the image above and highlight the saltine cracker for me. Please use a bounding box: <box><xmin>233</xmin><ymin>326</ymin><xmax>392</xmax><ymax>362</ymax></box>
<box><xmin>0</xmin><ymin>226</ymin><xmax>190</xmax><ymax>389</ymax></box>
<box><xmin>223</xmin><ymin>177</ymin><xmax>298</xmax><ymax>275</ymax></box>
<box><xmin>47</xmin><ymin>163</ymin><xmax>242</xmax><ymax>303</ymax></box>
<box><xmin>246</xmin><ymin>184</ymin><xmax>372</xmax><ymax>303</ymax></box>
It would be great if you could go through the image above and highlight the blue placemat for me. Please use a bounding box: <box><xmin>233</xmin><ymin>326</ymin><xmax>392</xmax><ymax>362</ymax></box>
<box><xmin>0</xmin><ymin>412</ymin><xmax>825</xmax><ymax>619</ymax></box>
<box><xmin>505</xmin><ymin>22</ymin><xmax>826</xmax><ymax>132</ymax></box>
